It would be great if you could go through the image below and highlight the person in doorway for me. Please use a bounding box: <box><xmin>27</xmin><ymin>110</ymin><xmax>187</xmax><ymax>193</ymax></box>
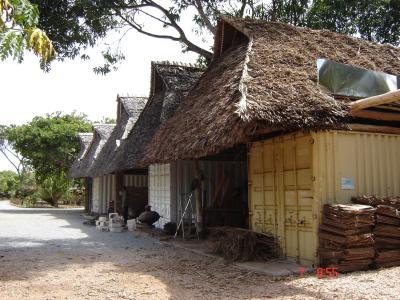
<box><xmin>119</xmin><ymin>187</ymin><xmax>128</xmax><ymax>224</ymax></box>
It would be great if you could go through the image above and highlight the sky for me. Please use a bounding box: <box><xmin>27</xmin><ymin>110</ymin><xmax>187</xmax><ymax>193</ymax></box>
<box><xmin>0</xmin><ymin>6</ymin><xmax>213</xmax><ymax>171</ymax></box>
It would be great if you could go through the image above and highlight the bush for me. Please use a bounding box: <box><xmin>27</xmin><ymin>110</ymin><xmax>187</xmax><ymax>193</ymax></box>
<box><xmin>24</xmin><ymin>193</ymin><xmax>39</xmax><ymax>206</ymax></box>
<box><xmin>56</xmin><ymin>187</ymin><xmax>84</xmax><ymax>206</ymax></box>
<box><xmin>0</xmin><ymin>170</ymin><xmax>19</xmax><ymax>198</ymax></box>
<box><xmin>38</xmin><ymin>173</ymin><xmax>71</xmax><ymax>207</ymax></box>
<box><xmin>15</xmin><ymin>186</ymin><xmax>36</xmax><ymax>199</ymax></box>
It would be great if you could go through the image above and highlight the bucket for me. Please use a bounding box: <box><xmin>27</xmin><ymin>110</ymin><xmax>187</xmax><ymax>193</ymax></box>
<box><xmin>110</xmin><ymin>227</ymin><xmax>123</xmax><ymax>233</ymax></box>
<box><xmin>127</xmin><ymin>219</ymin><xmax>136</xmax><ymax>232</ymax></box>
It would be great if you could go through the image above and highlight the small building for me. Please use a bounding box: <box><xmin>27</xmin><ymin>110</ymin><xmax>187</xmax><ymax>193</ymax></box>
<box><xmin>77</xmin><ymin>124</ymin><xmax>115</xmax><ymax>214</ymax></box>
<box><xmin>149</xmin><ymin>158</ymin><xmax>248</xmax><ymax>229</ymax></box>
<box><xmin>68</xmin><ymin>132</ymin><xmax>93</xmax><ymax>211</ymax></box>
<box><xmin>88</xmin><ymin>95</ymin><xmax>148</xmax><ymax>217</ymax></box>
<box><xmin>145</xmin><ymin>16</ymin><xmax>400</xmax><ymax>265</ymax></box>
<box><xmin>107</xmin><ymin>61</ymin><xmax>203</xmax><ymax>227</ymax></box>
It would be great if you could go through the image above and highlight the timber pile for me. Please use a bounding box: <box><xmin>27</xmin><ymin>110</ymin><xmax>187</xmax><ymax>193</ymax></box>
<box><xmin>353</xmin><ymin>196</ymin><xmax>400</xmax><ymax>268</ymax></box>
<box><xmin>373</xmin><ymin>205</ymin><xmax>400</xmax><ymax>268</ymax></box>
<box><xmin>208</xmin><ymin>227</ymin><xmax>280</xmax><ymax>262</ymax></box>
<box><xmin>319</xmin><ymin>204</ymin><xmax>375</xmax><ymax>272</ymax></box>
<box><xmin>352</xmin><ymin>195</ymin><xmax>400</xmax><ymax>209</ymax></box>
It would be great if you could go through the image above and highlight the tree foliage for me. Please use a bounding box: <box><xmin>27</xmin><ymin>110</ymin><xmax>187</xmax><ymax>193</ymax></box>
<box><xmin>95</xmin><ymin>116</ymin><xmax>117</xmax><ymax>124</ymax></box>
<box><xmin>0</xmin><ymin>170</ymin><xmax>19</xmax><ymax>198</ymax></box>
<box><xmin>3</xmin><ymin>112</ymin><xmax>92</xmax><ymax>205</ymax></box>
<box><xmin>38</xmin><ymin>172</ymin><xmax>71</xmax><ymax>207</ymax></box>
<box><xmin>308</xmin><ymin>0</ymin><xmax>400</xmax><ymax>45</ymax></box>
<box><xmin>25</xmin><ymin>0</ymin><xmax>399</xmax><ymax>73</ymax></box>
<box><xmin>0</xmin><ymin>124</ymin><xmax>30</xmax><ymax>183</ymax></box>
<box><xmin>0</xmin><ymin>0</ymin><xmax>55</xmax><ymax>67</ymax></box>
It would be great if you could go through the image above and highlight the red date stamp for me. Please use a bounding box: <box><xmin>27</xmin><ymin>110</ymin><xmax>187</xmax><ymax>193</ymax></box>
<box><xmin>316</xmin><ymin>267</ymin><xmax>339</xmax><ymax>279</ymax></box>
<box><xmin>299</xmin><ymin>267</ymin><xmax>339</xmax><ymax>278</ymax></box>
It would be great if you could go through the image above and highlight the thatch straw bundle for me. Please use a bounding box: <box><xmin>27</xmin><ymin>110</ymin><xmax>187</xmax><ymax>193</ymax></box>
<box><xmin>208</xmin><ymin>227</ymin><xmax>280</xmax><ymax>262</ymax></box>
<box><xmin>145</xmin><ymin>16</ymin><xmax>400</xmax><ymax>164</ymax></box>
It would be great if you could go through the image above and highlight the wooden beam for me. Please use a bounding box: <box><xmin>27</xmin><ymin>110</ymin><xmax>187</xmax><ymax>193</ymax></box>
<box><xmin>194</xmin><ymin>161</ymin><xmax>204</xmax><ymax>236</ymax></box>
<box><xmin>349</xmin><ymin>123</ymin><xmax>400</xmax><ymax>135</ymax></box>
<box><xmin>378</xmin><ymin>105</ymin><xmax>400</xmax><ymax>112</ymax></box>
<box><xmin>351</xmin><ymin>110</ymin><xmax>400</xmax><ymax>122</ymax></box>
<box><xmin>350</xmin><ymin>90</ymin><xmax>400</xmax><ymax>112</ymax></box>
<box><xmin>253</xmin><ymin>127</ymin><xmax>279</xmax><ymax>135</ymax></box>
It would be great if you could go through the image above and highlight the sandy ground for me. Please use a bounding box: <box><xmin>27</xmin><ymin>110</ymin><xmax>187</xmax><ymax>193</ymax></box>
<box><xmin>0</xmin><ymin>200</ymin><xmax>399</xmax><ymax>300</ymax></box>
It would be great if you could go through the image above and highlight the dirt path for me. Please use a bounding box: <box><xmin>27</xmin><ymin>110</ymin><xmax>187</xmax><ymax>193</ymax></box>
<box><xmin>0</xmin><ymin>200</ymin><xmax>399</xmax><ymax>299</ymax></box>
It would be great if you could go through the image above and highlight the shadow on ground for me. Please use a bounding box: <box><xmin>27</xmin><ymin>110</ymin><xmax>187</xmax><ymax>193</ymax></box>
<box><xmin>0</xmin><ymin>200</ymin><xmax>362</xmax><ymax>299</ymax></box>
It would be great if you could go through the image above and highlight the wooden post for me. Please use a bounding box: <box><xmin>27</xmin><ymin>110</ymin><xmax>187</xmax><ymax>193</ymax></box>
<box><xmin>350</xmin><ymin>89</ymin><xmax>400</xmax><ymax>111</ymax></box>
<box><xmin>116</xmin><ymin>172</ymin><xmax>124</xmax><ymax>214</ymax></box>
<box><xmin>349</xmin><ymin>124</ymin><xmax>400</xmax><ymax>134</ymax></box>
<box><xmin>84</xmin><ymin>178</ymin><xmax>89</xmax><ymax>213</ymax></box>
<box><xmin>350</xmin><ymin>110</ymin><xmax>400</xmax><ymax>121</ymax></box>
<box><xmin>194</xmin><ymin>161</ymin><xmax>204</xmax><ymax>237</ymax></box>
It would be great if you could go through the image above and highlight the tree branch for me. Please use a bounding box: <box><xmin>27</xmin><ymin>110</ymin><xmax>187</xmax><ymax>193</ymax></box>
<box><xmin>114</xmin><ymin>1</ymin><xmax>213</xmax><ymax>60</ymax></box>
<box><xmin>136</xmin><ymin>8</ymin><xmax>173</xmax><ymax>27</ymax></box>
<box><xmin>0</xmin><ymin>148</ymin><xmax>20</xmax><ymax>176</ymax></box>
<box><xmin>194</xmin><ymin>0</ymin><xmax>216</xmax><ymax>34</ymax></box>
<box><xmin>238</xmin><ymin>0</ymin><xmax>248</xmax><ymax>17</ymax></box>
<box><xmin>116</xmin><ymin>12</ymin><xmax>180</xmax><ymax>41</ymax></box>
<box><xmin>4</xmin><ymin>146</ymin><xmax>21</xmax><ymax>161</ymax></box>
<box><xmin>144</xmin><ymin>0</ymin><xmax>212</xmax><ymax>59</ymax></box>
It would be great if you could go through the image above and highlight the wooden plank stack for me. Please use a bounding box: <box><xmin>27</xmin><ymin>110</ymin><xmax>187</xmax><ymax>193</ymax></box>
<box><xmin>352</xmin><ymin>195</ymin><xmax>400</xmax><ymax>209</ymax></box>
<box><xmin>319</xmin><ymin>204</ymin><xmax>376</xmax><ymax>272</ymax></box>
<box><xmin>373</xmin><ymin>205</ymin><xmax>400</xmax><ymax>267</ymax></box>
<box><xmin>352</xmin><ymin>196</ymin><xmax>400</xmax><ymax>268</ymax></box>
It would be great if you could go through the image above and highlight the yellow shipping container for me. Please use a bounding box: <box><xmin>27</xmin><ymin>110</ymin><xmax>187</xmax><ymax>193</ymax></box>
<box><xmin>248</xmin><ymin>130</ymin><xmax>400</xmax><ymax>266</ymax></box>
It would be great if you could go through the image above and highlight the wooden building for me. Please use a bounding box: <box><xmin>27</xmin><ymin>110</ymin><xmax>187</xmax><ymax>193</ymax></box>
<box><xmin>88</xmin><ymin>96</ymin><xmax>148</xmax><ymax>217</ymax></box>
<box><xmin>106</xmin><ymin>62</ymin><xmax>203</xmax><ymax>226</ymax></box>
<box><xmin>70</xmin><ymin>123</ymin><xmax>115</xmax><ymax>214</ymax></box>
<box><xmin>145</xmin><ymin>17</ymin><xmax>400</xmax><ymax>265</ymax></box>
<box><xmin>68</xmin><ymin>132</ymin><xmax>93</xmax><ymax>212</ymax></box>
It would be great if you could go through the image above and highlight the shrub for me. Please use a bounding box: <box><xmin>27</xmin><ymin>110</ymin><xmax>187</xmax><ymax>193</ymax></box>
<box><xmin>38</xmin><ymin>172</ymin><xmax>71</xmax><ymax>207</ymax></box>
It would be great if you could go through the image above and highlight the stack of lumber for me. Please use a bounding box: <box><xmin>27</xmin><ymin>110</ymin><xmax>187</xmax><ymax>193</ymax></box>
<box><xmin>373</xmin><ymin>205</ymin><xmax>400</xmax><ymax>268</ymax></box>
<box><xmin>352</xmin><ymin>195</ymin><xmax>400</xmax><ymax>209</ymax></box>
<box><xmin>208</xmin><ymin>227</ymin><xmax>280</xmax><ymax>262</ymax></box>
<box><xmin>319</xmin><ymin>204</ymin><xmax>376</xmax><ymax>272</ymax></box>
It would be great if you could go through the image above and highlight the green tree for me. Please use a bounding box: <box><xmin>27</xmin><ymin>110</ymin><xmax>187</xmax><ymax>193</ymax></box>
<box><xmin>0</xmin><ymin>125</ymin><xmax>31</xmax><ymax>183</ymax></box>
<box><xmin>307</xmin><ymin>0</ymin><xmax>399</xmax><ymax>45</ymax></box>
<box><xmin>4</xmin><ymin>112</ymin><xmax>92</xmax><ymax>206</ymax></box>
<box><xmin>0</xmin><ymin>170</ymin><xmax>19</xmax><ymax>198</ymax></box>
<box><xmin>0</xmin><ymin>0</ymin><xmax>55</xmax><ymax>67</ymax></box>
<box><xmin>94</xmin><ymin>116</ymin><xmax>116</xmax><ymax>124</ymax></box>
<box><xmin>38</xmin><ymin>172</ymin><xmax>71</xmax><ymax>207</ymax></box>
<box><xmin>25</xmin><ymin>0</ymin><xmax>398</xmax><ymax>73</ymax></box>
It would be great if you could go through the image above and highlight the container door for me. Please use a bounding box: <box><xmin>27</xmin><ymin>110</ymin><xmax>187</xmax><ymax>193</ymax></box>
<box><xmin>248</xmin><ymin>140</ymin><xmax>279</xmax><ymax>237</ymax></box>
<box><xmin>281</xmin><ymin>135</ymin><xmax>314</xmax><ymax>265</ymax></box>
<box><xmin>249</xmin><ymin>134</ymin><xmax>315</xmax><ymax>265</ymax></box>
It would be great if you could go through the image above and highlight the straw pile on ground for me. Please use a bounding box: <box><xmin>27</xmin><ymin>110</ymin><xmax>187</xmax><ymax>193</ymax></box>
<box><xmin>352</xmin><ymin>196</ymin><xmax>400</xmax><ymax>268</ymax></box>
<box><xmin>319</xmin><ymin>204</ymin><xmax>375</xmax><ymax>272</ymax></box>
<box><xmin>208</xmin><ymin>227</ymin><xmax>280</xmax><ymax>262</ymax></box>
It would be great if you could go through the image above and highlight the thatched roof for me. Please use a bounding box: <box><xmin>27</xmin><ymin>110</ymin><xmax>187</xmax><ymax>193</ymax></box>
<box><xmin>77</xmin><ymin>124</ymin><xmax>115</xmax><ymax>178</ymax></box>
<box><xmin>68</xmin><ymin>133</ymin><xmax>93</xmax><ymax>178</ymax></box>
<box><xmin>106</xmin><ymin>62</ymin><xmax>203</xmax><ymax>173</ymax></box>
<box><xmin>145</xmin><ymin>16</ymin><xmax>400</xmax><ymax>163</ymax></box>
<box><xmin>88</xmin><ymin>96</ymin><xmax>147</xmax><ymax>177</ymax></box>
